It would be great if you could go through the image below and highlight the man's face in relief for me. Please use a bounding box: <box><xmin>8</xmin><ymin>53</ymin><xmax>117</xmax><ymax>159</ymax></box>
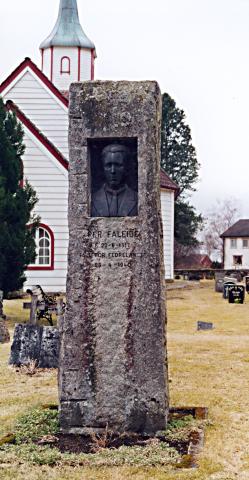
<box><xmin>103</xmin><ymin>151</ymin><xmax>126</xmax><ymax>190</ymax></box>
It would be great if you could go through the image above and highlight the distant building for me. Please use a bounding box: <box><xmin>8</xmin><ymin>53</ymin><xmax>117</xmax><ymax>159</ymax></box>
<box><xmin>0</xmin><ymin>0</ymin><xmax>179</xmax><ymax>290</ymax></box>
<box><xmin>175</xmin><ymin>254</ymin><xmax>212</xmax><ymax>270</ymax></box>
<box><xmin>220</xmin><ymin>219</ymin><xmax>249</xmax><ymax>270</ymax></box>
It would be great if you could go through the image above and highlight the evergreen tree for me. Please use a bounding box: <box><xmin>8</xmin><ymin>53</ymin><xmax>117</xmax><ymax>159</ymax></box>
<box><xmin>161</xmin><ymin>93</ymin><xmax>203</xmax><ymax>249</ymax></box>
<box><xmin>0</xmin><ymin>98</ymin><xmax>39</xmax><ymax>298</ymax></box>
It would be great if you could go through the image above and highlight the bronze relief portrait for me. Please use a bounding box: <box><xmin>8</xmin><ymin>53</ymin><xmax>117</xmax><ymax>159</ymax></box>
<box><xmin>89</xmin><ymin>139</ymin><xmax>138</xmax><ymax>217</ymax></box>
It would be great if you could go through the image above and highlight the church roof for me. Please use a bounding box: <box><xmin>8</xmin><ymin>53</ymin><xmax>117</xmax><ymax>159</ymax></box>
<box><xmin>0</xmin><ymin>58</ymin><xmax>69</xmax><ymax>108</ymax></box>
<box><xmin>40</xmin><ymin>0</ymin><xmax>96</xmax><ymax>51</ymax></box>
<box><xmin>6</xmin><ymin>100</ymin><xmax>69</xmax><ymax>171</ymax></box>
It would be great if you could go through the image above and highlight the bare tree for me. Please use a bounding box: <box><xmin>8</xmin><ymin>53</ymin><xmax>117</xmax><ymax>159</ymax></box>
<box><xmin>202</xmin><ymin>198</ymin><xmax>240</xmax><ymax>261</ymax></box>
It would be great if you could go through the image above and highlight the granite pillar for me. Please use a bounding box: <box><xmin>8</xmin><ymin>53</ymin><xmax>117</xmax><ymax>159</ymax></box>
<box><xmin>59</xmin><ymin>81</ymin><xmax>169</xmax><ymax>434</ymax></box>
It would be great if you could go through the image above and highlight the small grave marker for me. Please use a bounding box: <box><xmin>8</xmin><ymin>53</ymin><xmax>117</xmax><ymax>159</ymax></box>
<box><xmin>197</xmin><ymin>321</ymin><xmax>214</xmax><ymax>331</ymax></box>
<box><xmin>228</xmin><ymin>285</ymin><xmax>245</xmax><ymax>304</ymax></box>
<box><xmin>245</xmin><ymin>276</ymin><xmax>249</xmax><ymax>293</ymax></box>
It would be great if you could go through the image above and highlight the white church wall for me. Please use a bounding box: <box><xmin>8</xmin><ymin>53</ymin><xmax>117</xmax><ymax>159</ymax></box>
<box><xmin>22</xmin><ymin>130</ymin><xmax>69</xmax><ymax>293</ymax></box>
<box><xmin>161</xmin><ymin>189</ymin><xmax>174</xmax><ymax>280</ymax></box>
<box><xmin>80</xmin><ymin>49</ymin><xmax>92</xmax><ymax>80</ymax></box>
<box><xmin>3</xmin><ymin>70</ymin><xmax>69</xmax><ymax>159</ymax></box>
<box><xmin>42</xmin><ymin>48</ymin><xmax>51</xmax><ymax>80</ymax></box>
<box><xmin>52</xmin><ymin>47</ymin><xmax>79</xmax><ymax>91</ymax></box>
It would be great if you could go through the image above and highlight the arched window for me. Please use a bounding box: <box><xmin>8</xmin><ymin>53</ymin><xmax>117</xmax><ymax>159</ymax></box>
<box><xmin>60</xmin><ymin>56</ymin><xmax>71</xmax><ymax>74</ymax></box>
<box><xmin>38</xmin><ymin>227</ymin><xmax>51</xmax><ymax>265</ymax></box>
<box><xmin>28</xmin><ymin>224</ymin><xmax>54</xmax><ymax>270</ymax></box>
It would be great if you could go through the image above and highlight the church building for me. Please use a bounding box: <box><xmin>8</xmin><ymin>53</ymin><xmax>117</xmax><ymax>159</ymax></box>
<box><xmin>0</xmin><ymin>0</ymin><xmax>178</xmax><ymax>291</ymax></box>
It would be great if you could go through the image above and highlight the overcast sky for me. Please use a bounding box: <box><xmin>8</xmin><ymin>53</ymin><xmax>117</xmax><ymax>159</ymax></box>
<box><xmin>1</xmin><ymin>0</ymin><xmax>249</xmax><ymax>217</ymax></box>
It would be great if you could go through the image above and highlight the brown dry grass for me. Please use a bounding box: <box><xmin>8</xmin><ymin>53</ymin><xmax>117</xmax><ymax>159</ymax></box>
<box><xmin>1</xmin><ymin>281</ymin><xmax>249</xmax><ymax>479</ymax></box>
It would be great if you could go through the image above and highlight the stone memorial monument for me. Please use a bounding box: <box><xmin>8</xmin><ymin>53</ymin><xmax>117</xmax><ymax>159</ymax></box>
<box><xmin>59</xmin><ymin>81</ymin><xmax>169</xmax><ymax>435</ymax></box>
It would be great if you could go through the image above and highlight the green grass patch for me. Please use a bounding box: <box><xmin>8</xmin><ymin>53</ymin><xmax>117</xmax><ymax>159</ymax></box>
<box><xmin>0</xmin><ymin>407</ymin><xmax>182</xmax><ymax>468</ymax></box>
<box><xmin>14</xmin><ymin>408</ymin><xmax>59</xmax><ymax>444</ymax></box>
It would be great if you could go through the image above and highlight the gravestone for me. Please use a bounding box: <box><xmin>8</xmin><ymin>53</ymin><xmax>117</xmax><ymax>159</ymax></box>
<box><xmin>245</xmin><ymin>276</ymin><xmax>249</xmax><ymax>293</ymax></box>
<box><xmin>228</xmin><ymin>285</ymin><xmax>245</xmax><ymax>304</ymax></box>
<box><xmin>215</xmin><ymin>278</ymin><xmax>224</xmax><ymax>293</ymax></box>
<box><xmin>197</xmin><ymin>321</ymin><xmax>214</xmax><ymax>331</ymax></box>
<box><xmin>9</xmin><ymin>324</ymin><xmax>59</xmax><ymax>368</ymax></box>
<box><xmin>223</xmin><ymin>281</ymin><xmax>237</xmax><ymax>299</ymax></box>
<box><xmin>59</xmin><ymin>81</ymin><xmax>168</xmax><ymax>435</ymax></box>
<box><xmin>215</xmin><ymin>272</ymin><xmax>225</xmax><ymax>293</ymax></box>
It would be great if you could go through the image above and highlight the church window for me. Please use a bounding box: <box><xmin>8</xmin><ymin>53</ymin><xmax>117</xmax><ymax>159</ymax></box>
<box><xmin>60</xmin><ymin>56</ymin><xmax>71</xmax><ymax>74</ymax></box>
<box><xmin>37</xmin><ymin>227</ymin><xmax>51</xmax><ymax>265</ymax></box>
<box><xmin>28</xmin><ymin>224</ymin><xmax>54</xmax><ymax>270</ymax></box>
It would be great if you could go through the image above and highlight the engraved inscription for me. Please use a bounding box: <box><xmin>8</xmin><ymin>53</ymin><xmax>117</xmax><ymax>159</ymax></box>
<box><xmin>84</xmin><ymin>228</ymin><xmax>143</xmax><ymax>268</ymax></box>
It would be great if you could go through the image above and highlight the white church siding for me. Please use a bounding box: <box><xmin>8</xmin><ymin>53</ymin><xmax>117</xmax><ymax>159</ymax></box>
<box><xmin>3</xmin><ymin>70</ymin><xmax>69</xmax><ymax>159</ymax></box>
<box><xmin>21</xmin><ymin>130</ymin><xmax>69</xmax><ymax>293</ymax></box>
<box><xmin>161</xmin><ymin>189</ymin><xmax>175</xmax><ymax>280</ymax></box>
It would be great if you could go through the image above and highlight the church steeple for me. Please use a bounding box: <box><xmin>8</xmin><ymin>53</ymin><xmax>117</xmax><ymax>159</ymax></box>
<box><xmin>40</xmin><ymin>0</ymin><xmax>96</xmax><ymax>91</ymax></box>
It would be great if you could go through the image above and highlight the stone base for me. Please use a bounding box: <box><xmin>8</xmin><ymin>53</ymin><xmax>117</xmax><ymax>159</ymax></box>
<box><xmin>60</xmin><ymin>398</ymin><xmax>168</xmax><ymax>436</ymax></box>
<box><xmin>60</xmin><ymin>427</ymin><xmax>111</xmax><ymax>436</ymax></box>
<box><xmin>9</xmin><ymin>324</ymin><xmax>59</xmax><ymax>368</ymax></box>
<box><xmin>0</xmin><ymin>321</ymin><xmax>10</xmax><ymax>343</ymax></box>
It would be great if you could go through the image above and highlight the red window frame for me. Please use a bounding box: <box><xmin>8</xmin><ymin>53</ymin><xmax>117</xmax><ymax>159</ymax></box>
<box><xmin>28</xmin><ymin>223</ymin><xmax>55</xmax><ymax>271</ymax></box>
<box><xmin>60</xmin><ymin>56</ymin><xmax>71</xmax><ymax>74</ymax></box>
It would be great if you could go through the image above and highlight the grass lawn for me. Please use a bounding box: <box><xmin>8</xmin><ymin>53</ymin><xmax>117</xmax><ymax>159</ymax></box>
<box><xmin>1</xmin><ymin>281</ymin><xmax>249</xmax><ymax>479</ymax></box>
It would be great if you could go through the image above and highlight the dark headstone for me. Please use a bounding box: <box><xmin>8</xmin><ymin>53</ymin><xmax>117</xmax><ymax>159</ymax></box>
<box><xmin>39</xmin><ymin>327</ymin><xmax>60</xmax><ymax>368</ymax></box>
<box><xmin>59</xmin><ymin>81</ymin><xmax>168</xmax><ymax>436</ymax></box>
<box><xmin>223</xmin><ymin>281</ymin><xmax>237</xmax><ymax>299</ymax></box>
<box><xmin>197</xmin><ymin>321</ymin><xmax>214</xmax><ymax>331</ymax></box>
<box><xmin>228</xmin><ymin>285</ymin><xmax>245</xmax><ymax>304</ymax></box>
<box><xmin>9</xmin><ymin>324</ymin><xmax>59</xmax><ymax>368</ymax></box>
<box><xmin>245</xmin><ymin>276</ymin><xmax>249</xmax><ymax>293</ymax></box>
